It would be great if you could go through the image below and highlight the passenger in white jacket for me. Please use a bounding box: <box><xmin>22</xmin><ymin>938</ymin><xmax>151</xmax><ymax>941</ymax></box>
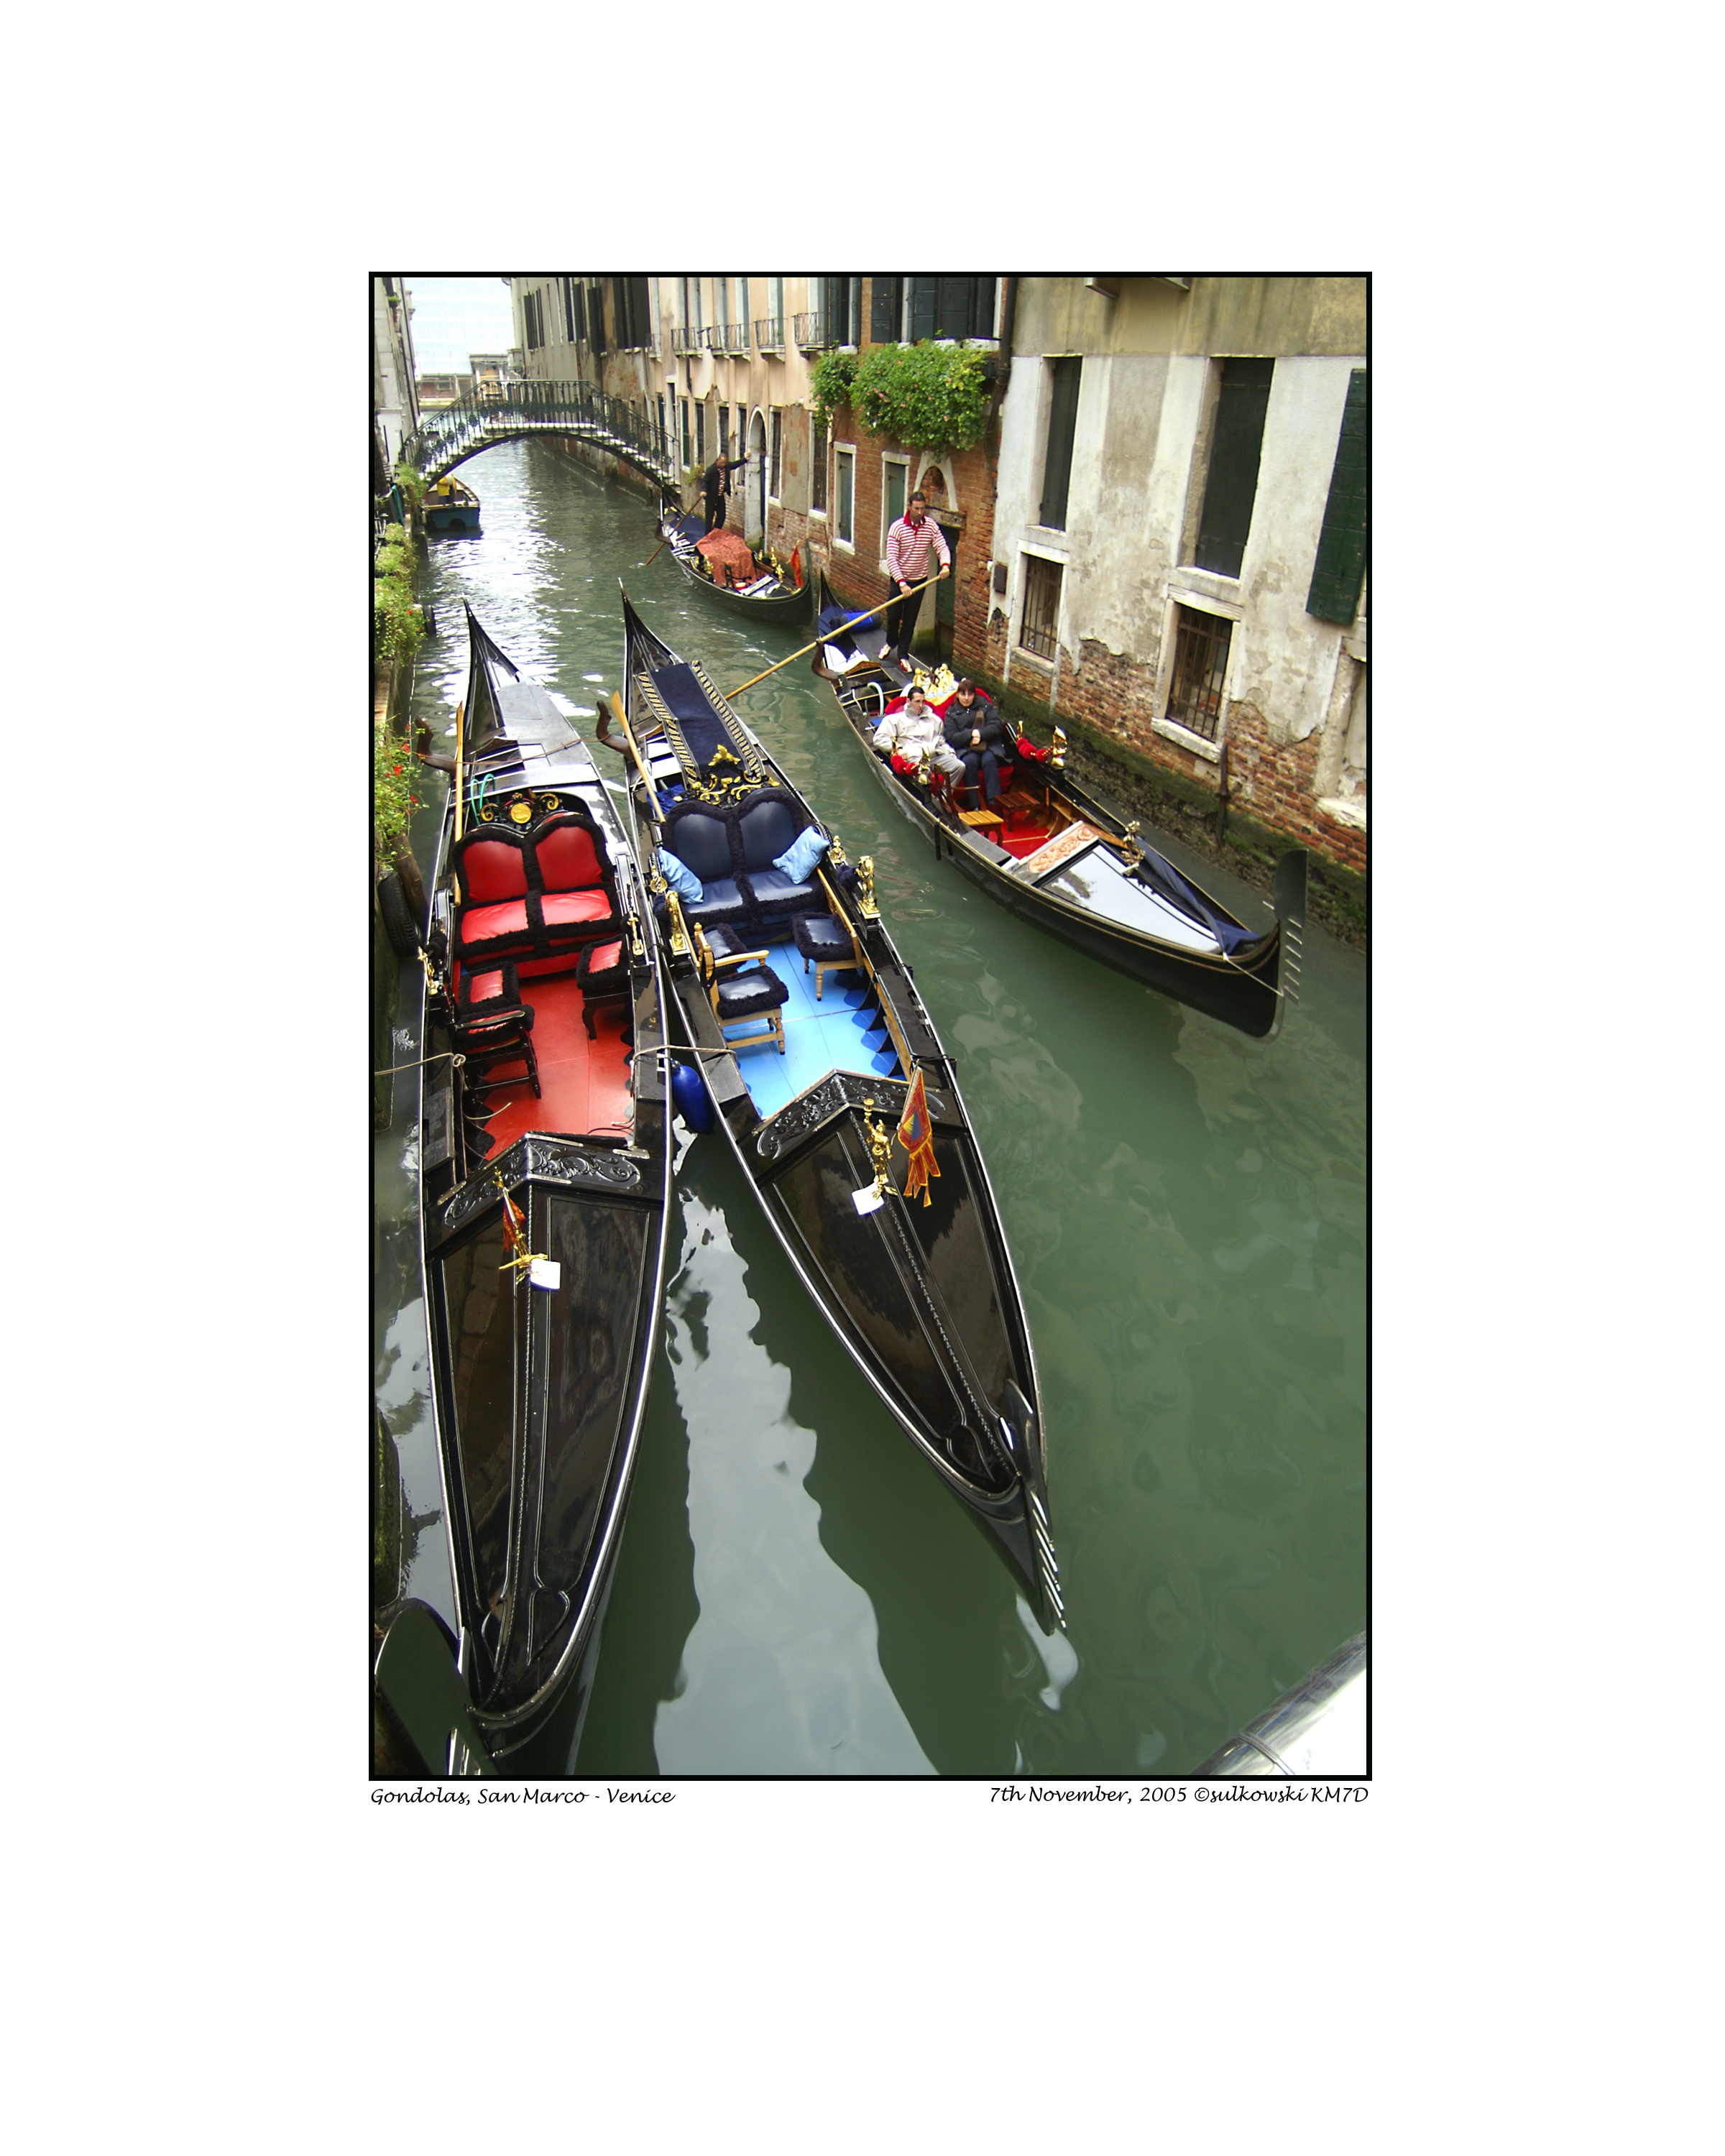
<box><xmin>871</xmin><ymin>688</ymin><xmax>965</xmax><ymax>780</ymax></box>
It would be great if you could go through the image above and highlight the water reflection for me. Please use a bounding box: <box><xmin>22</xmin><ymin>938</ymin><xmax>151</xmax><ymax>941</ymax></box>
<box><xmin>653</xmin><ymin>1175</ymin><xmax>934</xmax><ymax>1777</ymax></box>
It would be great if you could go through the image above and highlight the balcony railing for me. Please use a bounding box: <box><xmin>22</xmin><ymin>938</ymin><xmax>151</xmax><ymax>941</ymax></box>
<box><xmin>674</xmin><ymin>324</ymin><xmax>702</xmax><ymax>354</ymax></box>
<box><xmin>792</xmin><ymin>313</ymin><xmax>829</xmax><ymax>349</ymax></box>
<box><xmin>717</xmin><ymin>321</ymin><xmax>748</xmax><ymax>352</ymax></box>
<box><xmin>755</xmin><ymin>318</ymin><xmax>784</xmax><ymax>351</ymax></box>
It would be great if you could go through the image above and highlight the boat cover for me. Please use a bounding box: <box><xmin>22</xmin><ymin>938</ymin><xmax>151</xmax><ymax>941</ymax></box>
<box><xmin>635</xmin><ymin>658</ymin><xmax>767</xmax><ymax>788</ymax></box>
<box><xmin>695</xmin><ymin>529</ymin><xmax>758</xmax><ymax>587</ymax></box>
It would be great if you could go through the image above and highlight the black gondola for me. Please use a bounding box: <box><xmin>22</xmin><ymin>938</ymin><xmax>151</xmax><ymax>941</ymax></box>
<box><xmin>610</xmin><ymin>585</ymin><xmax>1064</xmax><ymax>1632</ymax></box>
<box><xmin>408</xmin><ymin>606</ymin><xmax>673</xmax><ymax>1767</ymax></box>
<box><xmin>809</xmin><ymin>572</ymin><xmax>1308</xmax><ymax>1040</ymax></box>
<box><xmin>658</xmin><ymin>499</ymin><xmax>814</xmax><ymax>623</ymax></box>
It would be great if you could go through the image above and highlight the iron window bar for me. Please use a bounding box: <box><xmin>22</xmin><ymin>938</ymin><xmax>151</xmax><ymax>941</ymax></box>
<box><xmin>1165</xmin><ymin>609</ymin><xmax>1232</xmax><ymax>741</ymax></box>
<box><xmin>1019</xmin><ymin>556</ymin><xmax>1062</xmax><ymax>660</ymax></box>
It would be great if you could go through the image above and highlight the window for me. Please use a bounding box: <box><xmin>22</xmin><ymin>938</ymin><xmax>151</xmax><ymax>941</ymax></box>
<box><xmin>835</xmin><ymin>448</ymin><xmax>855</xmax><ymax>545</ymax></box>
<box><xmin>737</xmin><ymin>277</ymin><xmax>749</xmax><ymax>336</ymax></box>
<box><xmin>811</xmin><ymin>423</ymin><xmax>827</xmax><ymax>513</ymax></box>
<box><xmin>611</xmin><ymin>276</ymin><xmax>650</xmax><ymax>350</ymax></box>
<box><xmin>1307</xmin><ymin>369</ymin><xmax>1368</xmax><ymax>624</ymax></box>
<box><xmin>561</xmin><ymin>277</ymin><xmax>576</xmax><ymax>342</ymax></box>
<box><xmin>769</xmin><ymin>407</ymin><xmax>783</xmax><ymax>498</ymax></box>
<box><xmin>571</xmin><ymin>280</ymin><xmax>586</xmax><ymax>345</ymax></box>
<box><xmin>1164</xmin><ymin>606</ymin><xmax>1233</xmax><ymax>740</ymax></box>
<box><xmin>523</xmin><ymin>289</ymin><xmax>543</xmax><ymax>350</ymax></box>
<box><xmin>680</xmin><ymin>276</ymin><xmax>702</xmax><ymax>341</ymax></box>
<box><xmin>589</xmin><ymin>284</ymin><xmax>606</xmax><ymax>356</ymax></box>
<box><xmin>681</xmin><ymin>397</ymin><xmax>691</xmax><ymax>468</ymax></box>
<box><xmin>820</xmin><ymin>275</ymin><xmax>860</xmax><ymax>346</ymax></box>
<box><xmin>870</xmin><ymin>276</ymin><xmax>903</xmax><ymax>343</ymax></box>
<box><xmin>1039</xmin><ymin>356</ymin><xmax>1082</xmax><ymax>530</ymax></box>
<box><xmin>1195</xmin><ymin>358</ymin><xmax>1274</xmax><ymax>577</ymax></box>
<box><xmin>695</xmin><ymin>402</ymin><xmax>706</xmax><ymax>466</ymax></box>
<box><xmin>883</xmin><ymin>459</ymin><xmax>908</xmax><ymax>550</ymax></box>
<box><xmin>1020</xmin><ymin>554</ymin><xmax>1063</xmax><ymax>660</ymax></box>
<box><xmin>908</xmin><ymin>275</ymin><xmax>998</xmax><ymax>341</ymax></box>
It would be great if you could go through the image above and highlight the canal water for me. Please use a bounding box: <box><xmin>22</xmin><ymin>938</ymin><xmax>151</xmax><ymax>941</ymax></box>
<box><xmin>373</xmin><ymin>438</ymin><xmax>1367</xmax><ymax>1777</ymax></box>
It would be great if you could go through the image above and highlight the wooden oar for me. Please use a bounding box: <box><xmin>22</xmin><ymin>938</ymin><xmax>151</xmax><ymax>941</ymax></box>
<box><xmin>723</xmin><ymin>568</ymin><xmax>946</xmax><ymax>700</ymax></box>
<box><xmin>607</xmin><ymin>691</ymin><xmax>666</xmax><ymax>822</ymax></box>
<box><xmin>451</xmin><ymin>699</ymin><xmax>466</xmax><ymax>844</ymax></box>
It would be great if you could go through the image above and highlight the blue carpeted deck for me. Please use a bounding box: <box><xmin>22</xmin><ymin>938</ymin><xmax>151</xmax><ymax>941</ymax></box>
<box><xmin>725</xmin><ymin>936</ymin><xmax>903</xmax><ymax>1120</ymax></box>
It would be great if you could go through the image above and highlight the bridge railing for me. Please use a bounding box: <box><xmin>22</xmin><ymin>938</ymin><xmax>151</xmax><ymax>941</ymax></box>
<box><xmin>402</xmin><ymin>382</ymin><xmax>673</xmax><ymax>485</ymax></box>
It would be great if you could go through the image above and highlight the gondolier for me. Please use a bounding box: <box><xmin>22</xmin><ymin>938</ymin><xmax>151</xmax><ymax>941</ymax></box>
<box><xmin>701</xmin><ymin>451</ymin><xmax>741</xmax><ymax>532</ymax></box>
<box><xmin>883</xmin><ymin>491</ymin><xmax>949</xmax><ymax>664</ymax></box>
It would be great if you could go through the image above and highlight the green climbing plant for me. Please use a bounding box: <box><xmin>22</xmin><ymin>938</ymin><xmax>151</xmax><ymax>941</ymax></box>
<box><xmin>809</xmin><ymin>349</ymin><xmax>859</xmax><ymax>433</ymax></box>
<box><xmin>850</xmin><ymin>341</ymin><xmax>990</xmax><ymax>455</ymax></box>
<box><xmin>374</xmin><ymin>721</ymin><xmax>423</xmax><ymax>867</ymax></box>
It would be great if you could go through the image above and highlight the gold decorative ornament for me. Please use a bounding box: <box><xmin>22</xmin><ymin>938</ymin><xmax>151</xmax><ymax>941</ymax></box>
<box><xmin>1051</xmin><ymin>725</ymin><xmax>1068</xmax><ymax>770</ymax></box>
<box><xmin>856</xmin><ymin>856</ymin><xmax>880</xmax><ymax>918</ymax></box>
<box><xmin>1118</xmin><ymin>819</ymin><xmax>1144</xmax><ymax>863</ymax></box>
<box><xmin>509</xmin><ymin>798</ymin><xmax>533</xmax><ymax>824</ymax></box>
<box><xmin>828</xmin><ymin>836</ymin><xmax>850</xmax><ymax>868</ymax></box>
<box><xmin>861</xmin><ymin>1099</ymin><xmax>898</xmax><ymax>1199</ymax></box>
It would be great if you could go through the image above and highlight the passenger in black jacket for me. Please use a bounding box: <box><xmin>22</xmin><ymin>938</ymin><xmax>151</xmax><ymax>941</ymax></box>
<box><xmin>942</xmin><ymin>679</ymin><xmax>1008</xmax><ymax>807</ymax></box>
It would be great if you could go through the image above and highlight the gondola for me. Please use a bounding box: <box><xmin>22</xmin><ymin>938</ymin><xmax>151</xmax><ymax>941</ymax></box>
<box><xmin>607</xmin><ymin>586</ymin><xmax>1064</xmax><ymax>1632</ymax></box>
<box><xmin>657</xmin><ymin>499</ymin><xmax>813</xmax><ymax>623</ymax></box>
<box><xmin>809</xmin><ymin>572</ymin><xmax>1308</xmax><ymax>1040</ymax></box>
<box><xmin>406</xmin><ymin>604</ymin><xmax>673</xmax><ymax>1768</ymax></box>
<box><xmin>424</xmin><ymin>474</ymin><xmax>481</xmax><ymax>534</ymax></box>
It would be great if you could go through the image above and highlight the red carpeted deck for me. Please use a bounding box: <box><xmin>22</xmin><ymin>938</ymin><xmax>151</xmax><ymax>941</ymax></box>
<box><xmin>986</xmin><ymin>791</ymin><xmax>1059</xmax><ymax>860</ymax></box>
<box><xmin>475</xmin><ymin>972</ymin><xmax>634</xmax><ymax>1151</ymax></box>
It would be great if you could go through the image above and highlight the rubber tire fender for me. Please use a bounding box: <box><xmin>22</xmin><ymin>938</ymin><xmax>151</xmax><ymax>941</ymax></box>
<box><xmin>377</xmin><ymin>871</ymin><xmax>420</xmax><ymax>958</ymax></box>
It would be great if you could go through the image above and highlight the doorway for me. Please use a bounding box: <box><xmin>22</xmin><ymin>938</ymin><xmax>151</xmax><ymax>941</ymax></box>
<box><xmin>746</xmin><ymin>410</ymin><xmax>766</xmax><ymax>546</ymax></box>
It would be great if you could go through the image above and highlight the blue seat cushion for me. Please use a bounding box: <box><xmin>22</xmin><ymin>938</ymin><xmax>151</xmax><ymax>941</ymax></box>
<box><xmin>736</xmin><ymin>796</ymin><xmax>803</xmax><ymax>870</ymax></box>
<box><xmin>717</xmin><ymin>969</ymin><xmax>788</xmax><ymax>1018</ymax></box>
<box><xmin>791</xmin><ymin>913</ymin><xmax>853</xmax><ymax>961</ymax></box>
<box><xmin>742</xmin><ymin>868</ymin><xmax>822</xmax><ymax>913</ymax></box>
<box><xmin>664</xmin><ymin>807</ymin><xmax>735</xmax><ymax>884</ymax></box>
<box><xmin>686</xmin><ymin>877</ymin><xmax>750</xmax><ymax>926</ymax></box>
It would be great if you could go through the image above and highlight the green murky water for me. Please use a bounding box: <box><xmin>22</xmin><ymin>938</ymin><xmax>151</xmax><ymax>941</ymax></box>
<box><xmin>372</xmin><ymin>438</ymin><xmax>1366</xmax><ymax>1776</ymax></box>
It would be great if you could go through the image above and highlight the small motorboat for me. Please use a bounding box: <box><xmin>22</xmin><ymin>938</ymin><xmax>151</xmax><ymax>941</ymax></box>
<box><xmin>425</xmin><ymin>474</ymin><xmax>482</xmax><ymax>534</ymax></box>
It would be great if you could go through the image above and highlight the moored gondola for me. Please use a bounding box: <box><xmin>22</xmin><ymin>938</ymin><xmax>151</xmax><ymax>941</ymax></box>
<box><xmin>658</xmin><ymin>497</ymin><xmax>813</xmax><ymax>623</ymax></box>
<box><xmin>809</xmin><ymin>572</ymin><xmax>1307</xmax><ymax>1040</ymax></box>
<box><xmin>610</xmin><ymin>585</ymin><xmax>1064</xmax><ymax>1632</ymax></box>
<box><xmin>406</xmin><ymin>605</ymin><xmax>673</xmax><ymax>1767</ymax></box>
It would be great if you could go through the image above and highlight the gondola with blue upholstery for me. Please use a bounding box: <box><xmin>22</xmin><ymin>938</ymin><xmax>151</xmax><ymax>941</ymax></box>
<box><xmin>613</xmin><ymin>586</ymin><xmax>1064</xmax><ymax>1633</ymax></box>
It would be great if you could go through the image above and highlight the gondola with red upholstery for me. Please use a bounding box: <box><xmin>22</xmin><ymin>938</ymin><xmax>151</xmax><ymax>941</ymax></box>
<box><xmin>402</xmin><ymin>606</ymin><xmax>673</xmax><ymax>1771</ymax></box>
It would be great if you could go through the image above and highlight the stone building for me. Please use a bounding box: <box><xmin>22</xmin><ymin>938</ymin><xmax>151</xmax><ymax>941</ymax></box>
<box><xmin>989</xmin><ymin>277</ymin><xmax>1367</xmax><ymax>870</ymax></box>
<box><xmin>372</xmin><ymin>274</ymin><xmax>420</xmax><ymax>481</ymax></box>
<box><xmin>502</xmin><ymin>272</ymin><xmax>1366</xmax><ymax>875</ymax></box>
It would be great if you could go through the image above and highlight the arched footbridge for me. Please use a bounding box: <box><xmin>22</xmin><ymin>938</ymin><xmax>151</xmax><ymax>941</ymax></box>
<box><xmin>403</xmin><ymin>382</ymin><xmax>676</xmax><ymax>491</ymax></box>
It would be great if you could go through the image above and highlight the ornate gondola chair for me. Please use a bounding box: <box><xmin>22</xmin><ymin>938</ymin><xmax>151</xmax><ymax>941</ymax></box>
<box><xmin>694</xmin><ymin>925</ymin><xmax>788</xmax><ymax>1055</ymax></box>
<box><xmin>658</xmin><ymin>803</ymin><xmax>751</xmax><ymax>934</ymax></box>
<box><xmin>733</xmin><ymin>791</ymin><xmax>827</xmax><ymax>924</ymax></box>
<box><xmin>574</xmin><ymin>934</ymin><xmax>631</xmax><ymax>1041</ymax></box>
<box><xmin>789</xmin><ymin>912</ymin><xmax>862</xmax><ymax>1002</ymax></box>
<box><xmin>451</xmin><ymin>959</ymin><xmax>540</xmax><ymax>1103</ymax></box>
<box><xmin>450</xmin><ymin>808</ymin><xmax>622</xmax><ymax>974</ymax></box>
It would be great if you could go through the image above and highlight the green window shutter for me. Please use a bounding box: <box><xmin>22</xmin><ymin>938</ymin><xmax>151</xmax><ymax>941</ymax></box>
<box><xmin>909</xmin><ymin>277</ymin><xmax>939</xmax><ymax>341</ymax></box>
<box><xmin>1306</xmin><ymin>369</ymin><xmax>1368</xmax><ymax>623</ymax></box>
<box><xmin>870</xmin><ymin>277</ymin><xmax>901</xmax><ymax>343</ymax></box>
<box><xmin>1195</xmin><ymin>358</ymin><xmax>1274</xmax><ymax>577</ymax></box>
<box><xmin>1040</xmin><ymin>356</ymin><xmax>1082</xmax><ymax>530</ymax></box>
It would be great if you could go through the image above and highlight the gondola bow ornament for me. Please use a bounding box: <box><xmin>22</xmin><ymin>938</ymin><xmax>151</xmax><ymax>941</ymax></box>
<box><xmin>896</xmin><ymin>1068</ymin><xmax>939</xmax><ymax>1207</ymax></box>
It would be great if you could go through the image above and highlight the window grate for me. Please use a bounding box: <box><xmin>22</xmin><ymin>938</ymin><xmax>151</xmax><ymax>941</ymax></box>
<box><xmin>1165</xmin><ymin>607</ymin><xmax>1233</xmax><ymax>740</ymax></box>
<box><xmin>1020</xmin><ymin>555</ymin><xmax>1062</xmax><ymax>660</ymax></box>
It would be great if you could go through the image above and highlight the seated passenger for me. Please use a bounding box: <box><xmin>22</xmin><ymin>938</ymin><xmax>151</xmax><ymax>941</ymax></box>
<box><xmin>942</xmin><ymin>678</ymin><xmax>1008</xmax><ymax>807</ymax></box>
<box><xmin>872</xmin><ymin>686</ymin><xmax>965</xmax><ymax>784</ymax></box>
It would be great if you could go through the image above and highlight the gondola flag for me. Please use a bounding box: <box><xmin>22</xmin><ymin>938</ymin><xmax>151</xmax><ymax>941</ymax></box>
<box><xmin>896</xmin><ymin>1068</ymin><xmax>940</xmax><ymax>1207</ymax></box>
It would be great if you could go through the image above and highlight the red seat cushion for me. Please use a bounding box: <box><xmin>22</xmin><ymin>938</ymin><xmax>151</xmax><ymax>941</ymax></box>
<box><xmin>459</xmin><ymin>838</ymin><xmax>530</xmax><ymax>901</ymax></box>
<box><xmin>458</xmin><ymin>899</ymin><xmax>531</xmax><ymax>948</ymax></box>
<box><xmin>540</xmin><ymin>890</ymin><xmax>612</xmax><ymax>929</ymax></box>
<box><xmin>581</xmin><ymin>939</ymin><xmax>625</xmax><ymax>974</ymax></box>
<box><xmin>534</xmin><ymin>823</ymin><xmax>602</xmax><ymax>892</ymax></box>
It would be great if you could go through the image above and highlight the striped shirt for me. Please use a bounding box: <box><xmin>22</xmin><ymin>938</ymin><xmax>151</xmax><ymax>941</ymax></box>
<box><xmin>886</xmin><ymin>513</ymin><xmax>949</xmax><ymax>585</ymax></box>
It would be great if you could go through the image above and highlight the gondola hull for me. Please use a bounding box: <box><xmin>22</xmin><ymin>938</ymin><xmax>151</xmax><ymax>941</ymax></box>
<box><xmin>410</xmin><ymin>607</ymin><xmax>672</xmax><ymax>1766</ymax></box>
<box><xmin>810</xmin><ymin>575</ymin><xmax>1305</xmax><ymax>1040</ymax></box>
<box><xmin>660</xmin><ymin>512</ymin><xmax>813</xmax><ymax>622</ymax></box>
<box><xmin>617</xmin><ymin>587</ymin><xmax>1063</xmax><ymax>1630</ymax></box>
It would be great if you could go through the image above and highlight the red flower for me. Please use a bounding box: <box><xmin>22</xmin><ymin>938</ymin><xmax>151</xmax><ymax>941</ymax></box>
<box><xmin>392</xmin><ymin>763</ymin><xmax>402</xmax><ymax>775</ymax></box>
